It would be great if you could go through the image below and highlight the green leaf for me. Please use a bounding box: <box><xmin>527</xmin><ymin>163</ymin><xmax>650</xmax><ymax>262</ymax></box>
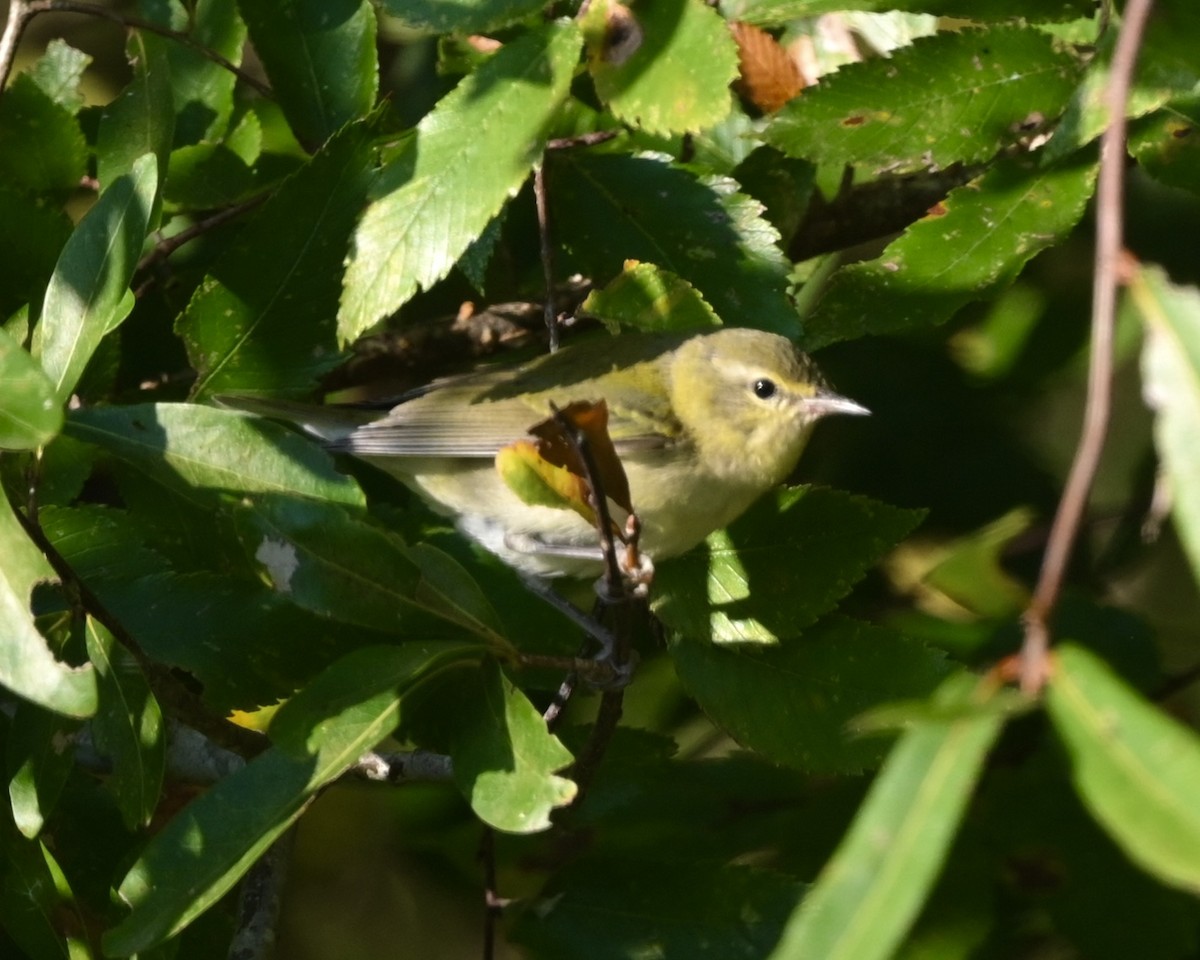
<box><xmin>1130</xmin><ymin>101</ymin><xmax>1200</xmax><ymax>196</ymax></box>
<box><xmin>0</xmin><ymin>826</ymin><xmax>93</xmax><ymax>960</ymax></box>
<box><xmin>802</xmin><ymin>153</ymin><xmax>1098</xmax><ymax>350</ymax></box>
<box><xmin>769</xmin><ymin>672</ymin><xmax>1006</xmax><ymax>960</ymax></box>
<box><xmin>1043</xmin><ymin>27</ymin><xmax>1191</xmax><ymax>164</ymax></box>
<box><xmin>270</xmin><ymin>642</ymin><xmax>480</xmax><ymax>755</ymax></box>
<box><xmin>1048</xmin><ymin>642</ymin><xmax>1200</xmax><ymax>896</ymax></box>
<box><xmin>0</xmin><ymin>182</ymin><xmax>72</xmax><ymax>321</ymax></box>
<box><xmin>0</xmin><ymin>326</ymin><xmax>62</xmax><ymax>450</ymax></box>
<box><xmin>232</xmin><ymin>495</ymin><xmax>508</xmax><ymax>645</ymax></box>
<box><xmin>37</xmin><ymin>153</ymin><xmax>158</xmax><ymax>403</ymax></box>
<box><xmin>406</xmin><ymin>543</ymin><xmax>507</xmax><ymax>642</ymax></box>
<box><xmin>548</xmin><ymin>152</ymin><xmax>798</xmax><ymax>336</ymax></box>
<box><xmin>1132</xmin><ymin>265</ymin><xmax>1200</xmax><ymax>585</ymax></box>
<box><xmin>162</xmin><ymin>142</ymin><xmax>260</xmax><ymax>209</ymax></box>
<box><xmin>588</xmin><ymin>0</ymin><xmax>738</xmax><ymax>137</ymax></box>
<box><xmin>579</xmin><ymin>263</ymin><xmax>723</xmax><ymax>333</ymax></box>
<box><xmin>6</xmin><ymin>702</ymin><xmax>79</xmax><ymax>838</ymax></box>
<box><xmin>655</xmin><ymin>487</ymin><xmax>924</xmax><ymax>643</ymax></box>
<box><xmin>40</xmin><ymin>505</ymin><xmax>412</xmax><ymax>711</ymax></box>
<box><xmin>0</xmin><ymin>74</ymin><xmax>87</xmax><ymax>197</ymax></box>
<box><xmin>95</xmin><ymin>33</ymin><xmax>174</xmax><ymax>191</ymax></box>
<box><xmin>85</xmin><ymin>618</ymin><xmax>165</xmax><ymax>831</ymax></box>
<box><xmin>671</xmin><ymin>617</ymin><xmax>949</xmax><ymax>773</ymax></box>
<box><xmin>339</xmin><ymin>20</ymin><xmax>581</xmax><ymax>341</ymax></box>
<box><xmin>64</xmin><ymin>403</ymin><xmax>365</xmax><ymax>508</ymax></box>
<box><xmin>424</xmin><ymin>659</ymin><xmax>576</xmax><ymax>833</ymax></box>
<box><xmin>921</xmin><ymin>508</ymin><xmax>1033</xmax><ymax>619</ymax></box>
<box><xmin>722</xmin><ymin>0</ymin><xmax>1094</xmax><ymax>24</ymax></box>
<box><xmin>239</xmin><ymin>0</ymin><xmax>378</xmax><ymax>148</ymax></box>
<box><xmin>1138</xmin><ymin>0</ymin><xmax>1200</xmax><ymax>103</ymax></box>
<box><xmin>151</xmin><ymin>0</ymin><xmax>247</xmax><ymax>146</ymax></box>
<box><xmin>513</xmin><ymin>858</ymin><xmax>802</xmax><ymax>959</ymax></box>
<box><xmin>28</xmin><ymin>39</ymin><xmax>92</xmax><ymax>114</ymax></box>
<box><xmin>0</xmin><ymin>497</ymin><xmax>97</xmax><ymax>718</ymax></box>
<box><xmin>766</xmin><ymin>26</ymin><xmax>1081</xmax><ymax>175</ymax></box>
<box><xmin>180</xmin><ymin>122</ymin><xmax>374</xmax><ymax>400</ymax></box>
<box><xmin>104</xmin><ymin>644</ymin><xmax>476</xmax><ymax>954</ymax></box>
<box><xmin>381</xmin><ymin>0</ymin><xmax>546</xmax><ymax>33</ymax></box>
<box><xmin>102</xmin><ymin>749</ymin><xmax>309</xmax><ymax>954</ymax></box>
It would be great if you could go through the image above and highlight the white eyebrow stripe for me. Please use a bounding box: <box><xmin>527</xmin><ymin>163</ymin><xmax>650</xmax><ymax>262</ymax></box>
<box><xmin>712</xmin><ymin>359</ymin><xmax>766</xmax><ymax>382</ymax></box>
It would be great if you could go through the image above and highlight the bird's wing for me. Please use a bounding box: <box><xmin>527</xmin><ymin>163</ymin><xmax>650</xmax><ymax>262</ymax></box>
<box><xmin>334</xmin><ymin>384</ymin><xmax>682</xmax><ymax>460</ymax></box>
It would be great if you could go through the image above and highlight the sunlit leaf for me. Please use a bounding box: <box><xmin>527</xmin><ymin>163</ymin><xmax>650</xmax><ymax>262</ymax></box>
<box><xmin>380</xmin><ymin>0</ymin><xmax>546</xmax><ymax>33</ymax></box>
<box><xmin>587</xmin><ymin>0</ymin><xmax>739</xmax><ymax>136</ymax></box>
<box><xmin>548</xmin><ymin>152</ymin><xmax>798</xmax><ymax>337</ymax></box>
<box><xmin>0</xmin><ymin>327</ymin><xmax>62</xmax><ymax>450</ymax></box>
<box><xmin>1133</xmin><ymin>266</ymin><xmax>1200</xmax><ymax>586</ymax></box>
<box><xmin>38</xmin><ymin>153</ymin><xmax>158</xmax><ymax>402</ymax></box>
<box><xmin>401</xmin><ymin>658</ymin><xmax>576</xmax><ymax>832</ymax></box>
<box><xmin>580</xmin><ymin>263</ymin><xmax>723</xmax><ymax>333</ymax></box>
<box><xmin>6</xmin><ymin>702</ymin><xmax>79</xmax><ymax>839</ymax></box>
<box><xmin>65</xmin><ymin>403</ymin><xmax>365</xmax><ymax>507</ymax></box>
<box><xmin>802</xmin><ymin>153</ymin><xmax>1097</xmax><ymax>350</ymax></box>
<box><xmin>655</xmin><ymin>486</ymin><xmax>923</xmax><ymax>643</ymax></box>
<box><xmin>1048</xmin><ymin>643</ymin><xmax>1200</xmax><ymax>896</ymax></box>
<box><xmin>28</xmin><ymin>39</ymin><xmax>91</xmax><ymax>114</ymax></box>
<box><xmin>0</xmin><ymin>498</ymin><xmax>97</xmax><ymax>718</ymax></box>
<box><xmin>722</xmin><ymin>0</ymin><xmax>1094</xmax><ymax>25</ymax></box>
<box><xmin>769</xmin><ymin>672</ymin><xmax>1006</xmax><ymax>960</ymax></box>
<box><xmin>95</xmin><ymin>33</ymin><xmax>174</xmax><ymax>191</ymax></box>
<box><xmin>766</xmin><ymin>26</ymin><xmax>1081</xmax><ymax>174</ymax></box>
<box><xmin>339</xmin><ymin>20</ymin><xmax>580</xmax><ymax>341</ymax></box>
<box><xmin>107</xmin><ymin>643</ymin><xmax>476</xmax><ymax>954</ymax></box>
<box><xmin>240</xmin><ymin>0</ymin><xmax>377</xmax><ymax>147</ymax></box>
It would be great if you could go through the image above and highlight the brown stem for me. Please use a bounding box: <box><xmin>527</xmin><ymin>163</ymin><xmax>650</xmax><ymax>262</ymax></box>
<box><xmin>534</xmin><ymin>162</ymin><xmax>560</xmax><ymax>351</ymax></box>
<box><xmin>5</xmin><ymin>0</ymin><xmax>272</xmax><ymax>99</ymax></box>
<box><xmin>137</xmin><ymin>192</ymin><xmax>269</xmax><ymax>275</ymax></box>
<box><xmin>0</xmin><ymin>0</ymin><xmax>34</xmax><ymax>92</ymax></box>
<box><xmin>1019</xmin><ymin>0</ymin><xmax>1155</xmax><ymax>694</ymax></box>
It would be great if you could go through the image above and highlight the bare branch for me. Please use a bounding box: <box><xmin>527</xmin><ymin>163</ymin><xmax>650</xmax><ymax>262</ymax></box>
<box><xmin>1019</xmin><ymin>0</ymin><xmax>1155</xmax><ymax>694</ymax></box>
<box><xmin>4</xmin><ymin>0</ymin><xmax>272</xmax><ymax>99</ymax></box>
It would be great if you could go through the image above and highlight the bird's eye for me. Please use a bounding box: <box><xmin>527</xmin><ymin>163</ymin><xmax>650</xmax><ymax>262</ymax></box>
<box><xmin>753</xmin><ymin>378</ymin><xmax>777</xmax><ymax>400</ymax></box>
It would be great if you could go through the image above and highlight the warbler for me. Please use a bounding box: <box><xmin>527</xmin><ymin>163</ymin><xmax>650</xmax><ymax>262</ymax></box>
<box><xmin>232</xmin><ymin>327</ymin><xmax>867</xmax><ymax>578</ymax></box>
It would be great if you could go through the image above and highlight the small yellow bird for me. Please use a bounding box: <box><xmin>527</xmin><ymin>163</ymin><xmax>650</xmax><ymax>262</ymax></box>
<box><xmin>231</xmin><ymin>327</ymin><xmax>867</xmax><ymax>578</ymax></box>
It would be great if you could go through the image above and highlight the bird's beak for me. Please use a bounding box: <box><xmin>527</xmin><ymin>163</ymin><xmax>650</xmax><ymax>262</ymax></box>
<box><xmin>804</xmin><ymin>392</ymin><xmax>870</xmax><ymax>419</ymax></box>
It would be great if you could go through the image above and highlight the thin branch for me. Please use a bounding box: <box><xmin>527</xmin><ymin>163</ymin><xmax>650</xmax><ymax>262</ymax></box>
<box><xmin>8</xmin><ymin>0</ymin><xmax>272</xmax><ymax>98</ymax></box>
<box><xmin>544</xmin><ymin>404</ymin><xmax>641</xmax><ymax>798</ymax></box>
<box><xmin>517</xmin><ymin>651</ymin><xmax>623</xmax><ymax>686</ymax></box>
<box><xmin>480</xmin><ymin>827</ymin><xmax>502</xmax><ymax>960</ymax></box>
<box><xmin>533</xmin><ymin>162</ymin><xmax>560</xmax><ymax>351</ymax></box>
<box><xmin>227</xmin><ymin>830</ymin><xmax>294</xmax><ymax>960</ymax></box>
<box><xmin>0</xmin><ymin>0</ymin><xmax>34</xmax><ymax>92</ymax></box>
<box><xmin>137</xmin><ymin>193</ymin><xmax>269</xmax><ymax>277</ymax></box>
<box><xmin>347</xmin><ymin>749</ymin><xmax>453</xmax><ymax>784</ymax></box>
<box><xmin>546</xmin><ymin>130</ymin><xmax>619</xmax><ymax>151</ymax></box>
<box><xmin>1019</xmin><ymin>0</ymin><xmax>1155</xmax><ymax>694</ymax></box>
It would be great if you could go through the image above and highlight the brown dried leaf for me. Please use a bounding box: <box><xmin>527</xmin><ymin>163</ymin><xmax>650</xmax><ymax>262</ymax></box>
<box><xmin>530</xmin><ymin>400</ymin><xmax>634</xmax><ymax>516</ymax></box>
<box><xmin>730</xmin><ymin>21</ymin><xmax>804</xmax><ymax>114</ymax></box>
